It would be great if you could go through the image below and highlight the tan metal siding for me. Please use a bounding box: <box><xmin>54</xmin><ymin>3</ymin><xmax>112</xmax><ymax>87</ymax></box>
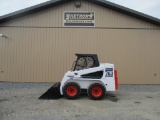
<box><xmin>0</xmin><ymin>27</ymin><xmax>160</xmax><ymax>84</ymax></box>
<box><xmin>0</xmin><ymin>1</ymin><xmax>160</xmax><ymax>84</ymax></box>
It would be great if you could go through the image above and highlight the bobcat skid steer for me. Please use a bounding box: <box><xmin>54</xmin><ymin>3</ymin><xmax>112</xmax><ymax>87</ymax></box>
<box><xmin>39</xmin><ymin>54</ymin><xmax>118</xmax><ymax>100</ymax></box>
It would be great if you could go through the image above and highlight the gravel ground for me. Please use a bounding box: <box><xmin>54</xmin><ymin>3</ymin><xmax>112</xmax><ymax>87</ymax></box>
<box><xmin>0</xmin><ymin>82</ymin><xmax>160</xmax><ymax>120</ymax></box>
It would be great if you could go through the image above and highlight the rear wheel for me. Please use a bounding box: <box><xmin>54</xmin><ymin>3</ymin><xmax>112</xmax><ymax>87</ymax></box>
<box><xmin>63</xmin><ymin>82</ymin><xmax>81</xmax><ymax>99</ymax></box>
<box><xmin>88</xmin><ymin>83</ymin><xmax>105</xmax><ymax>100</ymax></box>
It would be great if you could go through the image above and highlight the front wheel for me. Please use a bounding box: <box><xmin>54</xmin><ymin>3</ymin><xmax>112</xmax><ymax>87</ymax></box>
<box><xmin>88</xmin><ymin>83</ymin><xmax>105</xmax><ymax>100</ymax></box>
<box><xmin>63</xmin><ymin>82</ymin><xmax>81</xmax><ymax>99</ymax></box>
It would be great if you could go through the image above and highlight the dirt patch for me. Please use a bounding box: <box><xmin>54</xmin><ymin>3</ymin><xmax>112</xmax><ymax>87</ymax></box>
<box><xmin>134</xmin><ymin>101</ymin><xmax>141</xmax><ymax>104</ymax></box>
<box><xmin>0</xmin><ymin>99</ymin><xmax>9</xmax><ymax>102</ymax></box>
<box><xmin>106</xmin><ymin>93</ymin><xmax>119</xmax><ymax>102</ymax></box>
<box><xmin>146</xmin><ymin>96</ymin><xmax>153</xmax><ymax>98</ymax></box>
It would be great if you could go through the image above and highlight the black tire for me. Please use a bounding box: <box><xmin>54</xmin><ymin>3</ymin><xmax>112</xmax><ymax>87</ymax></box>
<box><xmin>88</xmin><ymin>83</ymin><xmax>105</xmax><ymax>100</ymax></box>
<box><xmin>63</xmin><ymin>82</ymin><xmax>81</xmax><ymax>99</ymax></box>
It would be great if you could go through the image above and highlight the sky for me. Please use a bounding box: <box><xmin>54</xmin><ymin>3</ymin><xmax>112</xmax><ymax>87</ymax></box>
<box><xmin>0</xmin><ymin>0</ymin><xmax>160</xmax><ymax>19</ymax></box>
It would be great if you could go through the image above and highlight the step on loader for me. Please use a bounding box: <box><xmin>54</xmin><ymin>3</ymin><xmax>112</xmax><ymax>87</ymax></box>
<box><xmin>39</xmin><ymin>54</ymin><xmax>118</xmax><ymax>100</ymax></box>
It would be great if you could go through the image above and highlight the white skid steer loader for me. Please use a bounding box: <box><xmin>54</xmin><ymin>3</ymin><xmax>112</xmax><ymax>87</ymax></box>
<box><xmin>39</xmin><ymin>54</ymin><xmax>118</xmax><ymax>100</ymax></box>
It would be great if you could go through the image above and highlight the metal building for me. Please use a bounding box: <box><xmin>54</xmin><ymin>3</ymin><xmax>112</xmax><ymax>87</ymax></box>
<box><xmin>0</xmin><ymin>0</ymin><xmax>160</xmax><ymax>84</ymax></box>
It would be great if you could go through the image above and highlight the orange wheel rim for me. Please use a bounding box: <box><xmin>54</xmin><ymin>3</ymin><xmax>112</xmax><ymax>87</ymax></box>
<box><xmin>66</xmin><ymin>86</ymin><xmax>77</xmax><ymax>96</ymax></box>
<box><xmin>91</xmin><ymin>86</ymin><xmax>102</xmax><ymax>97</ymax></box>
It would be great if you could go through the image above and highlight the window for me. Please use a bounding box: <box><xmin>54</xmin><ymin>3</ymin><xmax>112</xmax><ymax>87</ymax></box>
<box><xmin>74</xmin><ymin>57</ymin><xmax>94</xmax><ymax>71</ymax></box>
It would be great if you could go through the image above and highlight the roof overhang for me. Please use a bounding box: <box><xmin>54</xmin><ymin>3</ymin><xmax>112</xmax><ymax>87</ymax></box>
<box><xmin>0</xmin><ymin>0</ymin><xmax>69</xmax><ymax>23</ymax></box>
<box><xmin>90</xmin><ymin>0</ymin><xmax>160</xmax><ymax>26</ymax></box>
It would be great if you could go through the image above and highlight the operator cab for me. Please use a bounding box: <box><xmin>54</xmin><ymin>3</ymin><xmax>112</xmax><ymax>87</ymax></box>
<box><xmin>72</xmin><ymin>54</ymin><xmax>100</xmax><ymax>71</ymax></box>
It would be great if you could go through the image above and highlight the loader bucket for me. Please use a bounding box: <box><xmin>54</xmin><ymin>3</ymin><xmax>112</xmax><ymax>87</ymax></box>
<box><xmin>39</xmin><ymin>82</ymin><xmax>62</xmax><ymax>99</ymax></box>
